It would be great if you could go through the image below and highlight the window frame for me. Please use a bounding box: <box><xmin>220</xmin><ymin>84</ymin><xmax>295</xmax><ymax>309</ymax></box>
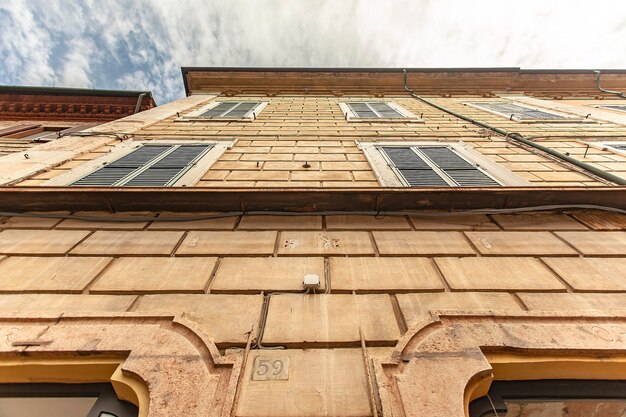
<box><xmin>46</xmin><ymin>138</ymin><xmax>236</xmax><ymax>187</ymax></box>
<box><xmin>594</xmin><ymin>104</ymin><xmax>626</xmax><ymax>113</ymax></box>
<box><xmin>338</xmin><ymin>101</ymin><xmax>423</xmax><ymax>123</ymax></box>
<box><xmin>582</xmin><ymin>140</ymin><xmax>626</xmax><ymax>157</ymax></box>
<box><xmin>464</xmin><ymin>101</ymin><xmax>587</xmax><ymax>123</ymax></box>
<box><xmin>178</xmin><ymin>100</ymin><xmax>269</xmax><ymax>122</ymax></box>
<box><xmin>469</xmin><ymin>379</ymin><xmax>626</xmax><ymax>417</ymax></box>
<box><xmin>357</xmin><ymin>140</ymin><xmax>530</xmax><ymax>187</ymax></box>
<box><xmin>0</xmin><ymin>382</ymin><xmax>138</xmax><ymax>417</ymax></box>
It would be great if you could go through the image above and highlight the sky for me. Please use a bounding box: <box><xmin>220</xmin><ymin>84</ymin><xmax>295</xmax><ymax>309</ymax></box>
<box><xmin>1</xmin><ymin>0</ymin><xmax>625</xmax><ymax>104</ymax></box>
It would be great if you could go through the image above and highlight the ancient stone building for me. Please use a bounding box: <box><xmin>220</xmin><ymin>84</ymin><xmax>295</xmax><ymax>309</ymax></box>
<box><xmin>0</xmin><ymin>68</ymin><xmax>624</xmax><ymax>417</ymax></box>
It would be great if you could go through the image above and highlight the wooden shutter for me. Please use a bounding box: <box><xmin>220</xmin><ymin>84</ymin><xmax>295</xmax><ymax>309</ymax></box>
<box><xmin>199</xmin><ymin>102</ymin><xmax>239</xmax><ymax>118</ymax></box>
<box><xmin>602</xmin><ymin>105</ymin><xmax>626</xmax><ymax>112</ymax></box>
<box><xmin>199</xmin><ymin>102</ymin><xmax>261</xmax><ymax>118</ymax></box>
<box><xmin>72</xmin><ymin>144</ymin><xmax>213</xmax><ymax>186</ymax></box>
<box><xmin>125</xmin><ymin>145</ymin><xmax>213</xmax><ymax>186</ymax></box>
<box><xmin>346</xmin><ymin>102</ymin><xmax>377</xmax><ymax>118</ymax></box>
<box><xmin>381</xmin><ymin>146</ymin><xmax>500</xmax><ymax>187</ymax></box>
<box><xmin>475</xmin><ymin>102</ymin><xmax>563</xmax><ymax>120</ymax></box>
<box><xmin>419</xmin><ymin>147</ymin><xmax>499</xmax><ymax>186</ymax></box>
<box><xmin>347</xmin><ymin>102</ymin><xmax>404</xmax><ymax>118</ymax></box>
<box><xmin>368</xmin><ymin>102</ymin><xmax>403</xmax><ymax>118</ymax></box>
<box><xmin>223</xmin><ymin>102</ymin><xmax>260</xmax><ymax>118</ymax></box>
<box><xmin>381</xmin><ymin>147</ymin><xmax>450</xmax><ymax>186</ymax></box>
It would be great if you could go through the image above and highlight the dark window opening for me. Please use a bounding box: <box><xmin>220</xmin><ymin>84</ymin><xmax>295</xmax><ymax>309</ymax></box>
<box><xmin>470</xmin><ymin>380</ymin><xmax>626</xmax><ymax>417</ymax></box>
<box><xmin>0</xmin><ymin>383</ymin><xmax>138</xmax><ymax>417</ymax></box>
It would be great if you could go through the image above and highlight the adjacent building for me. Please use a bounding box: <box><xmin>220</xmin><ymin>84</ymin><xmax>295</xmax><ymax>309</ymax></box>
<box><xmin>0</xmin><ymin>85</ymin><xmax>156</xmax><ymax>157</ymax></box>
<box><xmin>0</xmin><ymin>68</ymin><xmax>624</xmax><ymax>417</ymax></box>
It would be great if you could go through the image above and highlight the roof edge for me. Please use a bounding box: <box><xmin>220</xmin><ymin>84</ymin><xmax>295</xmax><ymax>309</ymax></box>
<box><xmin>0</xmin><ymin>85</ymin><xmax>154</xmax><ymax>99</ymax></box>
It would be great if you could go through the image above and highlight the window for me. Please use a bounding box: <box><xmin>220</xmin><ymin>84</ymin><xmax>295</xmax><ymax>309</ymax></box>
<box><xmin>47</xmin><ymin>139</ymin><xmax>234</xmax><ymax>187</ymax></box>
<box><xmin>72</xmin><ymin>143</ymin><xmax>213</xmax><ymax>186</ymax></box>
<box><xmin>381</xmin><ymin>146</ymin><xmax>499</xmax><ymax>187</ymax></box>
<box><xmin>358</xmin><ymin>141</ymin><xmax>530</xmax><ymax>187</ymax></box>
<box><xmin>600</xmin><ymin>142</ymin><xmax>626</xmax><ymax>156</ymax></box>
<box><xmin>466</xmin><ymin>101</ymin><xmax>581</xmax><ymax>123</ymax></box>
<box><xmin>598</xmin><ymin>105</ymin><xmax>626</xmax><ymax>113</ymax></box>
<box><xmin>0</xmin><ymin>383</ymin><xmax>138</xmax><ymax>417</ymax></box>
<box><xmin>470</xmin><ymin>380</ymin><xmax>626</xmax><ymax>417</ymax></box>
<box><xmin>0</xmin><ymin>125</ymin><xmax>94</xmax><ymax>142</ymax></box>
<box><xmin>339</xmin><ymin>101</ymin><xmax>422</xmax><ymax>122</ymax></box>
<box><xmin>180</xmin><ymin>101</ymin><xmax>268</xmax><ymax>121</ymax></box>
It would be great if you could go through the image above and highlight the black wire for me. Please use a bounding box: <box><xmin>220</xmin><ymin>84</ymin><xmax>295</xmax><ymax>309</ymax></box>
<box><xmin>0</xmin><ymin>205</ymin><xmax>624</xmax><ymax>223</ymax></box>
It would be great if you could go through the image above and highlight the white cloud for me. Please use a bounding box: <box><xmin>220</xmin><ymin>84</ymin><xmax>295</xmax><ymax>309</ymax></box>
<box><xmin>1</xmin><ymin>0</ymin><xmax>625</xmax><ymax>103</ymax></box>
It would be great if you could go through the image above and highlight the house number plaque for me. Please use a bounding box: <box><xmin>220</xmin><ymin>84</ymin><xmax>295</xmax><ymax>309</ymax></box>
<box><xmin>251</xmin><ymin>356</ymin><xmax>290</xmax><ymax>381</ymax></box>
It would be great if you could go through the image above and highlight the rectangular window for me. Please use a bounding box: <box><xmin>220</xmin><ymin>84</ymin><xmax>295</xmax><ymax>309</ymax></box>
<box><xmin>380</xmin><ymin>146</ymin><xmax>500</xmax><ymax>187</ymax></box>
<box><xmin>72</xmin><ymin>144</ymin><xmax>213</xmax><ymax>186</ymax></box>
<box><xmin>600</xmin><ymin>142</ymin><xmax>626</xmax><ymax>155</ymax></box>
<box><xmin>469</xmin><ymin>102</ymin><xmax>565</xmax><ymax>121</ymax></box>
<box><xmin>339</xmin><ymin>101</ymin><xmax>422</xmax><ymax>122</ymax></box>
<box><xmin>180</xmin><ymin>101</ymin><xmax>268</xmax><ymax>121</ymax></box>
<box><xmin>599</xmin><ymin>105</ymin><xmax>626</xmax><ymax>113</ymax></box>
<box><xmin>346</xmin><ymin>102</ymin><xmax>404</xmax><ymax>118</ymax></box>
<box><xmin>199</xmin><ymin>101</ymin><xmax>263</xmax><ymax>118</ymax></box>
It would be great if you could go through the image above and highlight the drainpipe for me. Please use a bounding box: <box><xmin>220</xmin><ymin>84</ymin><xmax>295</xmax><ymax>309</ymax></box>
<box><xmin>133</xmin><ymin>93</ymin><xmax>148</xmax><ymax>114</ymax></box>
<box><xmin>593</xmin><ymin>70</ymin><xmax>626</xmax><ymax>99</ymax></box>
<box><xmin>401</xmin><ymin>69</ymin><xmax>626</xmax><ymax>186</ymax></box>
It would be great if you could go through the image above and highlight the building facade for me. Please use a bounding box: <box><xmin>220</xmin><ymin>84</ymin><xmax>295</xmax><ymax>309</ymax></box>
<box><xmin>0</xmin><ymin>69</ymin><xmax>624</xmax><ymax>417</ymax></box>
<box><xmin>0</xmin><ymin>85</ymin><xmax>156</xmax><ymax>158</ymax></box>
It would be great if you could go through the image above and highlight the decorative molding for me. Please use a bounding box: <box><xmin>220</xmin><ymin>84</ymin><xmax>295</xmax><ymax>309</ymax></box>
<box><xmin>0</xmin><ymin>314</ymin><xmax>242</xmax><ymax>417</ymax></box>
<box><xmin>375</xmin><ymin>312</ymin><xmax>626</xmax><ymax>417</ymax></box>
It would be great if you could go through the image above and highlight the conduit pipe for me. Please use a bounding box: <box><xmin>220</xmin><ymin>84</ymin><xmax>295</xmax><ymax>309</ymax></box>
<box><xmin>593</xmin><ymin>70</ymin><xmax>626</xmax><ymax>99</ymax></box>
<box><xmin>401</xmin><ymin>69</ymin><xmax>626</xmax><ymax>186</ymax></box>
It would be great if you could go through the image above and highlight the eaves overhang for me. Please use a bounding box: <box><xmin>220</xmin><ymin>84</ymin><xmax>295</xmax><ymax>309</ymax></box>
<box><xmin>0</xmin><ymin>187</ymin><xmax>624</xmax><ymax>213</ymax></box>
<box><xmin>181</xmin><ymin>67</ymin><xmax>626</xmax><ymax>97</ymax></box>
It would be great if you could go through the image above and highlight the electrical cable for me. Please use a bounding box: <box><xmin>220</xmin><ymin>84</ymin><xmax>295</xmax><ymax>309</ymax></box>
<box><xmin>253</xmin><ymin>288</ymin><xmax>311</xmax><ymax>350</ymax></box>
<box><xmin>0</xmin><ymin>204</ymin><xmax>624</xmax><ymax>223</ymax></box>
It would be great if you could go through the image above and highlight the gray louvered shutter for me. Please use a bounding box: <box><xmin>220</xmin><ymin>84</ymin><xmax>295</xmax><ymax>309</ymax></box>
<box><xmin>381</xmin><ymin>147</ymin><xmax>450</xmax><ymax>187</ymax></box>
<box><xmin>368</xmin><ymin>102</ymin><xmax>403</xmax><ymax>118</ymax></box>
<box><xmin>224</xmin><ymin>102</ymin><xmax>260</xmax><ymax>118</ymax></box>
<box><xmin>73</xmin><ymin>144</ymin><xmax>213</xmax><ymax>187</ymax></box>
<box><xmin>347</xmin><ymin>102</ymin><xmax>377</xmax><ymax>118</ymax></box>
<box><xmin>476</xmin><ymin>102</ymin><xmax>563</xmax><ymax>120</ymax></box>
<box><xmin>125</xmin><ymin>145</ymin><xmax>213</xmax><ymax>186</ymax></box>
<box><xmin>603</xmin><ymin>105</ymin><xmax>626</xmax><ymax>112</ymax></box>
<box><xmin>199</xmin><ymin>102</ymin><xmax>239</xmax><ymax>118</ymax></box>
<box><xmin>73</xmin><ymin>145</ymin><xmax>171</xmax><ymax>186</ymax></box>
<box><xmin>419</xmin><ymin>146</ymin><xmax>500</xmax><ymax>186</ymax></box>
